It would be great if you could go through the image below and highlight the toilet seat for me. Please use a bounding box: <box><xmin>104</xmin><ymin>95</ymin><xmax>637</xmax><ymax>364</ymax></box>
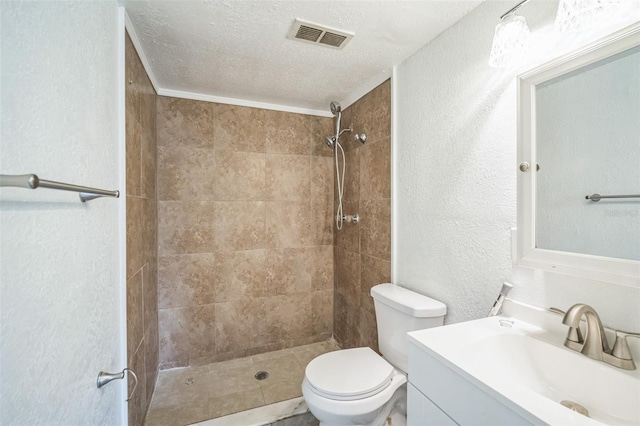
<box><xmin>305</xmin><ymin>347</ymin><xmax>395</xmax><ymax>401</ymax></box>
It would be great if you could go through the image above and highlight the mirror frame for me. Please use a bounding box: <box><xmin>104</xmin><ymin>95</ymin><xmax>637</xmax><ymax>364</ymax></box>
<box><xmin>517</xmin><ymin>22</ymin><xmax>640</xmax><ymax>288</ymax></box>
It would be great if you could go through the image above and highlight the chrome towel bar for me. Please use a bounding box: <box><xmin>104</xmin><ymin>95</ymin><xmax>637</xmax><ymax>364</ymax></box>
<box><xmin>585</xmin><ymin>193</ymin><xmax>640</xmax><ymax>202</ymax></box>
<box><xmin>0</xmin><ymin>173</ymin><xmax>119</xmax><ymax>202</ymax></box>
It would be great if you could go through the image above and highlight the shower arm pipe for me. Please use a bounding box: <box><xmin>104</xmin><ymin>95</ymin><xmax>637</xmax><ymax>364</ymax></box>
<box><xmin>500</xmin><ymin>0</ymin><xmax>531</xmax><ymax>20</ymax></box>
<box><xmin>0</xmin><ymin>173</ymin><xmax>120</xmax><ymax>202</ymax></box>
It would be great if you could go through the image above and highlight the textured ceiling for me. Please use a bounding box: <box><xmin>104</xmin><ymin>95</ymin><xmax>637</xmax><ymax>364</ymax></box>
<box><xmin>122</xmin><ymin>0</ymin><xmax>483</xmax><ymax>114</ymax></box>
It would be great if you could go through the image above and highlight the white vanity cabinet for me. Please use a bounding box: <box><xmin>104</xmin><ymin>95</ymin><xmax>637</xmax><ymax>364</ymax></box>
<box><xmin>407</xmin><ymin>341</ymin><xmax>535</xmax><ymax>426</ymax></box>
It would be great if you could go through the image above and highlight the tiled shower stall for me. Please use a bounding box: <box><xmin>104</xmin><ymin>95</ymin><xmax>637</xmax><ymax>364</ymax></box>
<box><xmin>125</xmin><ymin>30</ymin><xmax>391</xmax><ymax>424</ymax></box>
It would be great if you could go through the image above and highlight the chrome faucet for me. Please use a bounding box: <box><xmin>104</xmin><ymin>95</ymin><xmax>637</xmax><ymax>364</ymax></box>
<box><xmin>562</xmin><ymin>303</ymin><xmax>640</xmax><ymax>370</ymax></box>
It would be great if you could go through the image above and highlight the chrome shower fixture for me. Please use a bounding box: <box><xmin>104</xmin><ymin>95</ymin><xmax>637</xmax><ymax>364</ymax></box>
<box><xmin>328</xmin><ymin>100</ymin><xmax>358</xmax><ymax>231</ymax></box>
<box><xmin>354</xmin><ymin>133</ymin><xmax>366</xmax><ymax>144</ymax></box>
<box><xmin>325</xmin><ymin>136</ymin><xmax>336</xmax><ymax>149</ymax></box>
<box><xmin>330</xmin><ymin>101</ymin><xmax>342</xmax><ymax>115</ymax></box>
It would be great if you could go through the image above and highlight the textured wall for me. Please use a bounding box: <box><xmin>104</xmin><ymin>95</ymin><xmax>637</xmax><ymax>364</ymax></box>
<box><xmin>395</xmin><ymin>1</ymin><xmax>640</xmax><ymax>330</ymax></box>
<box><xmin>536</xmin><ymin>48</ymin><xmax>640</xmax><ymax>260</ymax></box>
<box><xmin>0</xmin><ymin>2</ymin><xmax>123</xmax><ymax>424</ymax></box>
<box><xmin>333</xmin><ymin>80</ymin><xmax>391</xmax><ymax>351</ymax></box>
<box><xmin>156</xmin><ymin>98</ymin><xmax>334</xmax><ymax>369</ymax></box>
<box><xmin>125</xmin><ymin>31</ymin><xmax>159</xmax><ymax>425</ymax></box>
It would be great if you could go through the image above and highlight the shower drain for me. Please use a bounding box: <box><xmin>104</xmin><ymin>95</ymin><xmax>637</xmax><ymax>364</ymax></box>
<box><xmin>254</xmin><ymin>371</ymin><xmax>269</xmax><ymax>381</ymax></box>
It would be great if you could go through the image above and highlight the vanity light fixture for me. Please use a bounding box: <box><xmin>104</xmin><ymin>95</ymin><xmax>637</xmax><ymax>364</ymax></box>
<box><xmin>489</xmin><ymin>0</ymin><xmax>625</xmax><ymax>67</ymax></box>
<box><xmin>488</xmin><ymin>0</ymin><xmax>531</xmax><ymax>68</ymax></box>
<box><xmin>555</xmin><ymin>0</ymin><xmax>621</xmax><ymax>32</ymax></box>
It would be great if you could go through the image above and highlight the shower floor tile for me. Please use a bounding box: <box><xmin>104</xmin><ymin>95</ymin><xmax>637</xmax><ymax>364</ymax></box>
<box><xmin>144</xmin><ymin>340</ymin><xmax>339</xmax><ymax>426</ymax></box>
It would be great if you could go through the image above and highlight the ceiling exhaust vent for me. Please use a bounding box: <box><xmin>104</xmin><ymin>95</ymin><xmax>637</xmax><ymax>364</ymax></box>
<box><xmin>288</xmin><ymin>19</ymin><xmax>354</xmax><ymax>50</ymax></box>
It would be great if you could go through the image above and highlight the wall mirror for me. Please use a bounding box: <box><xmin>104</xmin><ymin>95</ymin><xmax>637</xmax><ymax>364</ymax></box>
<box><xmin>517</xmin><ymin>23</ymin><xmax>640</xmax><ymax>287</ymax></box>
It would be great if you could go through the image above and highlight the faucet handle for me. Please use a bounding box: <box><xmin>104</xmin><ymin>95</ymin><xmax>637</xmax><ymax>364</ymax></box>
<box><xmin>612</xmin><ymin>330</ymin><xmax>640</xmax><ymax>360</ymax></box>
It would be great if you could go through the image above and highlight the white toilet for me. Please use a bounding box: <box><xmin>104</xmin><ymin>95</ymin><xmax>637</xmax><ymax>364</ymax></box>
<box><xmin>302</xmin><ymin>283</ymin><xmax>446</xmax><ymax>426</ymax></box>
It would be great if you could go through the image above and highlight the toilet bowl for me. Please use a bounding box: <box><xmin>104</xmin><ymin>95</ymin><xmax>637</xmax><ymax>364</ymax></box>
<box><xmin>302</xmin><ymin>284</ymin><xmax>446</xmax><ymax>426</ymax></box>
<box><xmin>302</xmin><ymin>347</ymin><xmax>407</xmax><ymax>426</ymax></box>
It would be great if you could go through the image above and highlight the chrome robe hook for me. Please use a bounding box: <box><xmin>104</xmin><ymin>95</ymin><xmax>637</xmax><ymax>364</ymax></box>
<box><xmin>97</xmin><ymin>368</ymin><xmax>138</xmax><ymax>402</ymax></box>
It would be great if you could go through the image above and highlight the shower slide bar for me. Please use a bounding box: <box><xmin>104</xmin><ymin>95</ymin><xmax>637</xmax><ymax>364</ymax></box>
<box><xmin>585</xmin><ymin>193</ymin><xmax>640</xmax><ymax>202</ymax></box>
<box><xmin>0</xmin><ymin>173</ymin><xmax>120</xmax><ymax>203</ymax></box>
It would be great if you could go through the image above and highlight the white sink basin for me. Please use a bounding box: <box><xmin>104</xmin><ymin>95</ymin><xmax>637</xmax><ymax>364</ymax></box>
<box><xmin>408</xmin><ymin>303</ymin><xmax>640</xmax><ymax>425</ymax></box>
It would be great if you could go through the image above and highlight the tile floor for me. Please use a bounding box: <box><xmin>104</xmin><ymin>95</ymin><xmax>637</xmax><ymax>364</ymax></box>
<box><xmin>145</xmin><ymin>340</ymin><xmax>339</xmax><ymax>425</ymax></box>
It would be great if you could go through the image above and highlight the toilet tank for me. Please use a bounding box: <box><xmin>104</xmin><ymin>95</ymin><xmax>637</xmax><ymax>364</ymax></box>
<box><xmin>371</xmin><ymin>283</ymin><xmax>446</xmax><ymax>373</ymax></box>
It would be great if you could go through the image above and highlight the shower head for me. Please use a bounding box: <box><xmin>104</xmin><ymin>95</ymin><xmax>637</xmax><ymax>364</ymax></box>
<box><xmin>325</xmin><ymin>136</ymin><xmax>336</xmax><ymax>149</ymax></box>
<box><xmin>330</xmin><ymin>101</ymin><xmax>341</xmax><ymax>116</ymax></box>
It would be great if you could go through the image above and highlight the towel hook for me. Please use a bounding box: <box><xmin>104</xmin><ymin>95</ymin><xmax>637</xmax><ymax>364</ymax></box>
<box><xmin>97</xmin><ymin>368</ymin><xmax>138</xmax><ymax>402</ymax></box>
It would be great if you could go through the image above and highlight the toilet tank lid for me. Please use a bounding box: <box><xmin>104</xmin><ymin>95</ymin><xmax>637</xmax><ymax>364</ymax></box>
<box><xmin>371</xmin><ymin>283</ymin><xmax>446</xmax><ymax>317</ymax></box>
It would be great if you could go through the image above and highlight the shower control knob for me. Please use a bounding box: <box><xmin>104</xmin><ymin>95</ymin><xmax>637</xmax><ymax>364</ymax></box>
<box><xmin>342</xmin><ymin>214</ymin><xmax>359</xmax><ymax>224</ymax></box>
<box><xmin>355</xmin><ymin>133</ymin><xmax>367</xmax><ymax>144</ymax></box>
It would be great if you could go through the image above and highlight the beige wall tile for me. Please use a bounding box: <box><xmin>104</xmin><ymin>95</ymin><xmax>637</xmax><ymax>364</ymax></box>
<box><xmin>213</xmin><ymin>250</ymin><xmax>267</xmax><ymax>302</ymax></box>
<box><xmin>158</xmin><ymin>308</ymin><xmax>190</xmax><ymax>369</ymax></box>
<box><xmin>334</xmin><ymin>247</ymin><xmax>361</xmax><ymax>303</ymax></box>
<box><xmin>127</xmin><ymin>270</ymin><xmax>144</xmax><ymax>363</ymax></box>
<box><xmin>266</xmin><ymin>248</ymin><xmax>313</xmax><ymax>295</ymax></box>
<box><xmin>353</xmin><ymin>80</ymin><xmax>391</xmax><ymax>143</ymax></box>
<box><xmin>140</xmin><ymin>76</ymin><xmax>156</xmax><ymax>143</ymax></box>
<box><xmin>141</xmin><ymin>197</ymin><xmax>157</xmax><ymax>266</ymax></box>
<box><xmin>333</xmin><ymin>200</ymin><xmax>359</xmax><ymax>252</ymax></box>
<box><xmin>144</xmin><ymin>322</ymin><xmax>159</xmax><ymax>409</ymax></box>
<box><xmin>311</xmin><ymin>196</ymin><xmax>333</xmax><ymax>246</ymax></box>
<box><xmin>310</xmin><ymin>116</ymin><xmax>334</xmax><ymax>157</ymax></box>
<box><xmin>310</xmin><ymin>156</ymin><xmax>333</xmax><ymax>199</ymax></box>
<box><xmin>214</xmin><ymin>150</ymin><xmax>266</xmax><ymax>201</ymax></box>
<box><xmin>311</xmin><ymin>245</ymin><xmax>333</xmax><ymax>291</ymax></box>
<box><xmin>157</xmin><ymin>96</ymin><xmax>214</xmax><ymax>148</ymax></box>
<box><xmin>126</xmin><ymin>31</ymin><xmax>158</xmax><ymax>424</ymax></box>
<box><xmin>188</xmin><ymin>304</ymin><xmax>216</xmax><ymax>359</ymax></box>
<box><xmin>359</xmin><ymin>308</ymin><xmax>379</xmax><ymax>352</ymax></box>
<box><xmin>360</xmin><ymin>137</ymin><xmax>390</xmax><ymax>201</ymax></box>
<box><xmin>143</xmin><ymin>262</ymin><xmax>158</xmax><ymax>333</ymax></box>
<box><xmin>214</xmin><ymin>104</ymin><xmax>266</xmax><ymax>152</ymax></box>
<box><xmin>213</xmin><ymin>201</ymin><xmax>266</xmax><ymax>252</ymax></box>
<box><xmin>126</xmin><ymin>196</ymin><xmax>143</xmax><ymax>278</ymax></box>
<box><xmin>342</xmin><ymin>148</ymin><xmax>360</xmax><ymax>202</ymax></box>
<box><xmin>158</xmin><ymin>254</ymin><xmax>216</xmax><ymax>309</ymax></box>
<box><xmin>157</xmin><ymin>305</ymin><xmax>215</xmax><ymax>368</ymax></box>
<box><xmin>128</xmin><ymin>342</ymin><xmax>147</xmax><ymax>426</ymax></box>
<box><xmin>126</xmin><ymin>114</ymin><xmax>141</xmax><ymax>197</ymax></box>
<box><xmin>264</xmin><ymin>110</ymin><xmax>311</xmax><ymax>155</ymax></box>
<box><xmin>333</xmin><ymin>291</ymin><xmax>347</xmax><ymax>347</ymax></box>
<box><xmin>360</xmin><ymin>255</ymin><xmax>391</xmax><ymax>314</ymax></box>
<box><xmin>266</xmin><ymin>293</ymin><xmax>313</xmax><ymax>342</ymax></box>
<box><xmin>141</xmin><ymin>133</ymin><xmax>157</xmax><ymax>200</ymax></box>
<box><xmin>215</xmin><ymin>298</ymin><xmax>269</xmax><ymax>353</ymax></box>
<box><xmin>125</xmin><ymin>34</ymin><xmax>141</xmax><ymax>120</ymax></box>
<box><xmin>360</xmin><ymin>199</ymin><xmax>391</xmax><ymax>260</ymax></box>
<box><xmin>157</xmin><ymin>146</ymin><xmax>215</xmax><ymax>201</ymax></box>
<box><xmin>266</xmin><ymin>201</ymin><xmax>311</xmax><ymax>248</ymax></box>
<box><xmin>311</xmin><ymin>290</ymin><xmax>333</xmax><ymax>337</ymax></box>
<box><xmin>265</xmin><ymin>154</ymin><xmax>311</xmax><ymax>201</ymax></box>
<box><xmin>158</xmin><ymin>201</ymin><xmax>216</xmax><ymax>255</ymax></box>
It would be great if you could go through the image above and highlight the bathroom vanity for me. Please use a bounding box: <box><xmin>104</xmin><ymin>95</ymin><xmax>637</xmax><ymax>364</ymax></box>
<box><xmin>406</xmin><ymin>300</ymin><xmax>640</xmax><ymax>426</ymax></box>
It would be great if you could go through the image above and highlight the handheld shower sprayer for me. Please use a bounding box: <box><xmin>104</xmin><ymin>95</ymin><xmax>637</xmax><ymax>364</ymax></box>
<box><xmin>330</xmin><ymin>101</ymin><xmax>341</xmax><ymax>115</ymax></box>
